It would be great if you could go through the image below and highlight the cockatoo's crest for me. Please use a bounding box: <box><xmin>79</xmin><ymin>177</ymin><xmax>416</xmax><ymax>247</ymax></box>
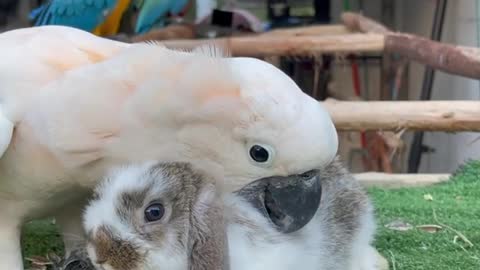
<box><xmin>191</xmin><ymin>43</ymin><xmax>232</xmax><ymax>58</ymax></box>
<box><xmin>140</xmin><ymin>39</ymin><xmax>230</xmax><ymax>59</ymax></box>
<box><xmin>141</xmin><ymin>39</ymin><xmax>167</xmax><ymax>48</ymax></box>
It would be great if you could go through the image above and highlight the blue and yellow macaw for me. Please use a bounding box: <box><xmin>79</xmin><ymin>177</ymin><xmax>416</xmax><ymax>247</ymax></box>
<box><xmin>134</xmin><ymin>0</ymin><xmax>191</xmax><ymax>34</ymax></box>
<box><xmin>30</xmin><ymin>0</ymin><xmax>191</xmax><ymax>36</ymax></box>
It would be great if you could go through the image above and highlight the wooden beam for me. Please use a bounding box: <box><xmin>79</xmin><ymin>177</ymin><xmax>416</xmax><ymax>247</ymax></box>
<box><xmin>261</xmin><ymin>24</ymin><xmax>353</xmax><ymax>37</ymax></box>
<box><xmin>385</xmin><ymin>34</ymin><xmax>480</xmax><ymax>79</ymax></box>
<box><xmin>341</xmin><ymin>11</ymin><xmax>391</xmax><ymax>34</ymax></box>
<box><xmin>341</xmin><ymin>11</ymin><xmax>480</xmax><ymax>79</ymax></box>
<box><xmin>323</xmin><ymin>99</ymin><xmax>480</xmax><ymax>131</ymax></box>
<box><xmin>129</xmin><ymin>24</ymin><xmax>352</xmax><ymax>43</ymax></box>
<box><xmin>131</xmin><ymin>24</ymin><xmax>196</xmax><ymax>43</ymax></box>
<box><xmin>356</xmin><ymin>172</ymin><xmax>450</xmax><ymax>188</ymax></box>
<box><xmin>160</xmin><ymin>34</ymin><xmax>385</xmax><ymax>57</ymax></box>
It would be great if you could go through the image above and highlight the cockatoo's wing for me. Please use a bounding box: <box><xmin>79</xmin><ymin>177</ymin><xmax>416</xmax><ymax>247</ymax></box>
<box><xmin>0</xmin><ymin>25</ymin><xmax>130</xmax><ymax>159</ymax></box>
<box><xmin>32</xmin><ymin>0</ymin><xmax>118</xmax><ymax>32</ymax></box>
<box><xmin>0</xmin><ymin>112</ymin><xmax>13</xmax><ymax>159</ymax></box>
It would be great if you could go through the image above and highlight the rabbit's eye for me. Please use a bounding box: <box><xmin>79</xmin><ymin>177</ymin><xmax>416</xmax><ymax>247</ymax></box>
<box><xmin>144</xmin><ymin>203</ymin><xmax>165</xmax><ymax>222</ymax></box>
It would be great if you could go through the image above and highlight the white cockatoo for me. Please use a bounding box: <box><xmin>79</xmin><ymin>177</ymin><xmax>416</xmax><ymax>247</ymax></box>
<box><xmin>0</xmin><ymin>25</ymin><xmax>338</xmax><ymax>269</ymax></box>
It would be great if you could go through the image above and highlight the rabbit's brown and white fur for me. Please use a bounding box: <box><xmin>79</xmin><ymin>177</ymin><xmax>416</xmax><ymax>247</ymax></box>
<box><xmin>83</xmin><ymin>162</ymin><xmax>228</xmax><ymax>270</ymax></box>
<box><xmin>83</xmin><ymin>158</ymin><xmax>378</xmax><ymax>270</ymax></box>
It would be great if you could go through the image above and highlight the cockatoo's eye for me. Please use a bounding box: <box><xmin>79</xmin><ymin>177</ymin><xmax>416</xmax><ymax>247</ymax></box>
<box><xmin>248</xmin><ymin>143</ymin><xmax>275</xmax><ymax>165</ymax></box>
<box><xmin>144</xmin><ymin>202</ymin><xmax>165</xmax><ymax>222</ymax></box>
<box><xmin>250</xmin><ymin>145</ymin><xmax>269</xmax><ymax>162</ymax></box>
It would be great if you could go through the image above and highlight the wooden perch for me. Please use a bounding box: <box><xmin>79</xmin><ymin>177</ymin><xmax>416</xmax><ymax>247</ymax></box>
<box><xmin>341</xmin><ymin>12</ymin><xmax>391</xmax><ymax>34</ymax></box>
<box><xmin>159</xmin><ymin>33</ymin><xmax>384</xmax><ymax>57</ymax></box>
<box><xmin>323</xmin><ymin>99</ymin><xmax>480</xmax><ymax>131</ymax></box>
<box><xmin>385</xmin><ymin>34</ymin><xmax>480</xmax><ymax>79</ymax></box>
<box><xmin>355</xmin><ymin>173</ymin><xmax>450</xmax><ymax>188</ymax></box>
<box><xmin>341</xmin><ymin>11</ymin><xmax>480</xmax><ymax>79</ymax></box>
<box><xmin>131</xmin><ymin>24</ymin><xmax>196</xmax><ymax>43</ymax></box>
<box><xmin>327</xmin><ymin>88</ymin><xmax>405</xmax><ymax>151</ymax></box>
<box><xmin>261</xmin><ymin>24</ymin><xmax>353</xmax><ymax>36</ymax></box>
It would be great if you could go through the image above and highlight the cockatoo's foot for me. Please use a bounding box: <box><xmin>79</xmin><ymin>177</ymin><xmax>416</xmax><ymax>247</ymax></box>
<box><xmin>55</xmin><ymin>201</ymin><xmax>88</xmax><ymax>257</ymax></box>
<box><xmin>0</xmin><ymin>109</ymin><xmax>14</xmax><ymax>158</ymax></box>
<box><xmin>0</xmin><ymin>219</ymin><xmax>23</xmax><ymax>270</ymax></box>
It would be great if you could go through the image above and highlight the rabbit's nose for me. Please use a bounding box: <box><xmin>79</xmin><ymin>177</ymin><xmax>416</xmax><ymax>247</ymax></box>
<box><xmin>89</xmin><ymin>225</ymin><xmax>143</xmax><ymax>270</ymax></box>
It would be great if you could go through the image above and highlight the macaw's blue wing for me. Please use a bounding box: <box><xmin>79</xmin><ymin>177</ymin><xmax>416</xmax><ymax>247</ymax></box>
<box><xmin>33</xmin><ymin>0</ymin><xmax>118</xmax><ymax>33</ymax></box>
<box><xmin>134</xmin><ymin>0</ymin><xmax>169</xmax><ymax>34</ymax></box>
<box><xmin>170</xmin><ymin>0</ymin><xmax>190</xmax><ymax>15</ymax></box>
<box><xmin>134</xmin><ymin>0</ymin><xmax>190</xmax><ymax>34</ymax></box>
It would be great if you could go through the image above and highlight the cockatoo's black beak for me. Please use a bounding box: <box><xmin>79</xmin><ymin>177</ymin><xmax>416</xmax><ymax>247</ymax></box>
<box><xmin>234</xmin><ymin>170</ymin><xmax>322</xmax><ymax>234</ymax></box>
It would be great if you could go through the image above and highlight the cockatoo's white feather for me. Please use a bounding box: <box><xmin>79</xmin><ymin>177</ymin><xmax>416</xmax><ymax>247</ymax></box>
<box><xmin>0</xmin><ymin>110</ymin><xmax>13</xmax><ymax>157</ymax></box>
<box><xmin>0</xmin><ymin>26</ymin><xmax>129</xmax><ymax>121</ymax></box>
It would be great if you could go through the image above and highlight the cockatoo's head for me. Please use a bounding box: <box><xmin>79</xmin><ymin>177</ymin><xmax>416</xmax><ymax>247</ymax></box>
<box><xmin>223</xmin><ymin>56</ymin><xmax>339</xmax><ymax>177</ymax></box>
<box><xmin>112</xmin><ymin>44</ymin><xmax>338</xmax><ymax>233</ymax></box>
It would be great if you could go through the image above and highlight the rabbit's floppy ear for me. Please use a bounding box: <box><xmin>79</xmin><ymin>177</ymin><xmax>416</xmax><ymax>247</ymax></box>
<box><xmin>187</xmin><ymin>183</ymin><xmax>230</xmax><ymax>270</ymax></box>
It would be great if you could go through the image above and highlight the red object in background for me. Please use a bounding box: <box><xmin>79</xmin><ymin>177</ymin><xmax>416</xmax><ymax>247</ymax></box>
<box><xmin>350</xmin><ymin>56</ymin><xmax>393</xmax><ymax>173</ymax></box>
<box><xmin>351</xmin><ymin>59</ymin><xmax>362</xmax><ymax>97</ymax></box>
<box><xmin>350</xmin><ymin>56</ymin><xmax>372</xmax><ymax>170</ymax></box>
<box><xmin>350</xmin><ymin>58</ymin><xmax>367</xmax><ymax>148</ymax></box>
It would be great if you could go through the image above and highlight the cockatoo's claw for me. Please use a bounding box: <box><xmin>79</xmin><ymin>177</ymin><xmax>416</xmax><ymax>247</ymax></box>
<box><xmin>0</xmin><ymin>110</ymin><xmax>14</xmax><ymax>158</ymax></box>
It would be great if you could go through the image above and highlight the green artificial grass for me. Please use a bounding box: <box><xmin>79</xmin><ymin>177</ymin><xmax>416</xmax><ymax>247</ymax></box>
<box><xmin>21</xmin><ymin>161</ymin><xmax>480</xmax><ymax>269</ymax></box>
<box><xmin>369</xmin><ymin>160</ymin><xmax>480</xmax><ymax>270</ymax></box>
<box><xmin>21</xmin><ymin>220</ymin><xmax>63</xmax><ymax>267</ymax></box>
